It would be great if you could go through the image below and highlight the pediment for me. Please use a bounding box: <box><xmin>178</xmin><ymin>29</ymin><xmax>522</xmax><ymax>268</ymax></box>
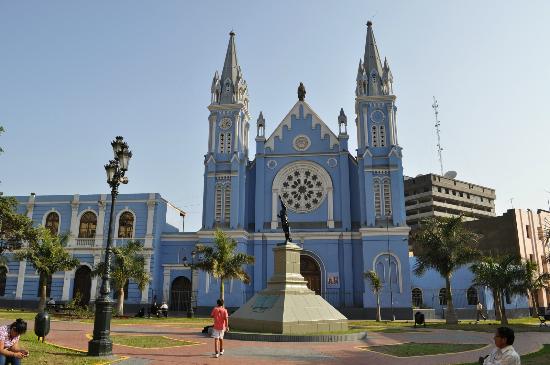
<box><xmin>264</xmin><ymin>101</ymin><xmax>339</xmax><ymax>152</ymax></box>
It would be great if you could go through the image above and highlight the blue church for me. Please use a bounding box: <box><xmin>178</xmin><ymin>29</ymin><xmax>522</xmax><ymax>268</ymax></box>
<box><xmin>3</xmin><ymin>23</ymin><xmax>413</xmax><ymax>318</ymax></box>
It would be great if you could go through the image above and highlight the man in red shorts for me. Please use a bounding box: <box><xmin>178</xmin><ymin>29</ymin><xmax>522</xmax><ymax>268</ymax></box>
<box><xmin>210</xmin><ymin>298</ymin><xmax>229</xmax><ymax>358</ymax></box>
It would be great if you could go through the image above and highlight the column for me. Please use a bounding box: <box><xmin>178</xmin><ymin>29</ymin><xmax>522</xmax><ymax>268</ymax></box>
<box><xmin>271</xmin><ymin>190</ymin><xmax>278</xmax><ymax>229</ymax></box>
<box><xmin>15</xmin><ymin>261</ymin><xmax>26</xmax><ymax>299</ymax></box>
<box><xmin>69</xmin><ymin>194</ymin><xmax>80</xmax><ymax>246</ymax></box>
<box><xmin>145</xmin><ymin>194</ymin><xmax>156</xmax><ymax>248</ymax></box>
<box><xmin>90</xmin><ymin>255</ymin><xmax>101</xmax><ymax>302</ymax></box>
<box><xmin>162</xmin><ymin>267</ymin><xmax>170</xmax><ymax>303</ymax></box>
<box><xmin>141</xmin><ymin>255</ymin><xmax>152</xmax><ymax>303</ymax></box>
<box><xmin>327</xmin><ymin>187</ymin><xmax>335</xmax><ymax>228</ymax></box>
<box><xmin>62</xmin><ymin>269</ymin><xmax>75</xmax><ymax>301</ymax></box>
<box><xmin>95</xmin><ymin>195</ymin><xmax>106</xmax><ymax>247</ymax></box>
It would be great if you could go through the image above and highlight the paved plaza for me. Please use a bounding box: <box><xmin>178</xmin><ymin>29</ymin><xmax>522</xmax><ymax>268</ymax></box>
<box><xmin>39</xmin><ymin>320</ymin><xmax>550</xmax><ymax>365</ymax></box>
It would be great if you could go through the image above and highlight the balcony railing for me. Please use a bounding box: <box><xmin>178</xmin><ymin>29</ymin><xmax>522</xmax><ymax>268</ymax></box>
<box><xmin>74</xmin><ymin>238</ymin><xmax>96</xmax><ymax>247</ymax></box>
<box><xmin>71</xmin><ymin>237</ymin><xmax>145</xmax><ymax>248</ymax></box>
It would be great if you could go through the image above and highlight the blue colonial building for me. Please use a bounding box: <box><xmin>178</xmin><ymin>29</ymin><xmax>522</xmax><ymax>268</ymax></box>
<box><xmin>4</xmin><ymin>23</ymin><xmax>417</xmax><ymax>318</ymax></box>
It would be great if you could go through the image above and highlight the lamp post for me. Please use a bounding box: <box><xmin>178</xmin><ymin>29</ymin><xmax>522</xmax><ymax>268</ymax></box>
<box><xmin>88</xmin><ymin>136</ymin><xmax>132</xmax><ymax>357</ymax></box>
<box><xmin>182</xmin><ymin>250</ymin><xmax>196</xmax><ymax>318</ymax></box>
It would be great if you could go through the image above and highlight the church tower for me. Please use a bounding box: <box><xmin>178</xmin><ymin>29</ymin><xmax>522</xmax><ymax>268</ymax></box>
<box><xmin>202</xmin><ymin>31</ymin><xmax>250</xmax><ymax>230</ymax></box>
<box><xmin>355</xmin><ymin>22</ymin><xmax>406</xmax><ymax>227</ymax></box>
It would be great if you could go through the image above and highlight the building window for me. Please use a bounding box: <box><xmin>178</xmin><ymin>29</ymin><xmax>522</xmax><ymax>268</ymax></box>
<box><xmin>0</xmin><ymin>266</ymin><xmax>6</xmax><ymax>297</ymax></box>
<box><xmin>373</xmin><ymin>178</ymin><xmax>382</xmax><ymax>218</ymax></box>
<box><xmin>526</xmin><ymin>225</ymin><xmax>531</xmax><ymax>238</ymax></box>
<box><xmin>467</xmin><ymin>286</ymin><xmax>478</xmax><ymax>305</ymax></box>
<box><xmin>371</xmin><ymin>125</ymin><xmax>378</xmax><ymax>147</ymax></box>
<box><xmin>439</xmin><ymin>288</ymin><xmax>447</xmax><ymax>305</ymax></box>
<box><xmin>226</xmin><ymin>133</ymin><xmax>232</xmax><ymax>154</ymax></box>
<box><xmin>379</xmin><ymin>125</ymin><xmax>386</xmax><ymax>147</ymax></box>
<box><xmin>383</xmin><ymin>179</ymin><xmax>392</xmax><ymax>217</ymax></box>
<box><xmin>118</xmin><ymin>211</ymin><xmax>134</xmax><ymax>238</ymax></box>
<box><xmin>412</xmin><ymin>288</ymin><xmax>423</xmax><ymax>307</ymax></box>
<box><xmin>45</xmin><ymin>212</ymin><xmax>60</xmax><ymax>236</ymax></box>
<box><xmin>78</xmin><ymin>212</ymin><xmax>97</xmax><ymax>238</ymax></box>
<box><xmin>215</xmin><ymin>182</ymin><xmax>231</xmax><ymax>224</ymax></box>
<box><xmin>218</xmin><ymin>133</ymin><xmax>225</xmax><ymax>153</ymax></box>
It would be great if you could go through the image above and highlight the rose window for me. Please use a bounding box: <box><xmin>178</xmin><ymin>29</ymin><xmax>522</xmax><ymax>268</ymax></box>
<box><xmin>280</xmin><ymin>167</ymin><xmax>326</xmax><ymax>213</ymax></box>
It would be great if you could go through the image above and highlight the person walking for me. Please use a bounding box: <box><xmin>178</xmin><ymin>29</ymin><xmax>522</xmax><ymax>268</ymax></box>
<box><xmin>0</xmin><ymin>319</ymin><xmax>29</xmax><ymax>365</ymax></box>
<box><xmin>476</xmin><ymin>301</ymin><xmax>487</xmax><ymax>322</ymax></box>
<box><xmin>210</xmin><ymin>299</ymin><xmax>229</xmax><ymax>358</ymax></box>
<box><xmin>480</xmin><ymin>327</ymin><xmax>520</xmax><ymax>365</ymax></box>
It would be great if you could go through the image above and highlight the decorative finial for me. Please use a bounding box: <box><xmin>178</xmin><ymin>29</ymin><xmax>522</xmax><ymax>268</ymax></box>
<box><xmin>229</xmin><ymin>30</ymin><xmax>235</xmax><ymax>36</ymax></box>
<box><xmin>297</xmin><ymin>82</ymin><xmax>306</xmax><ymax>101</ymax></box>
<box><xmin>367</xmin><ymin>20</ymin><xmax>373</xmax><ymax>27</ymax></box>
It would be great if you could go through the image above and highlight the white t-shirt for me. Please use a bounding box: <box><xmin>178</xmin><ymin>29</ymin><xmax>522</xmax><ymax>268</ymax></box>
<box><xmin>483</xmin><ymin>345</ymin><xmax>520</xmax><ymax>365</ymax></box>
<box><xmin>160</xmin><ymin>303</ymin><xmax>168</xmax><ymax>310</ymax></box>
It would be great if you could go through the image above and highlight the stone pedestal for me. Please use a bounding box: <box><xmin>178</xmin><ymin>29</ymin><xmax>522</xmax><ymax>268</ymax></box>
<box><xmin>231</xmin><ymin>242</ymin><xmax>348</xmax><ymax>334</ymax></box>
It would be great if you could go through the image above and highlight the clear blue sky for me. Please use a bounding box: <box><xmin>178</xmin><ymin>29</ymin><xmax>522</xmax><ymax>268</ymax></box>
<box><xmin>1</xmin><ymin>1</ymin><xmax>549</xmax><ymax>231</ymax></box>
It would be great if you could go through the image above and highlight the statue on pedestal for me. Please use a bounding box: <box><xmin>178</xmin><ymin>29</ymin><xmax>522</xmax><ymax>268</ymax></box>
<box><xmin>277</xmin><ymin>196</ymin><xmax>292</xmax><ymax>243</ymax></box>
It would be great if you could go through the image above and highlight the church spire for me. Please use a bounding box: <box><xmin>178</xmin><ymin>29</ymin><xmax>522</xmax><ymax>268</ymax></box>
<box><xmin>356</xmin><ymin>21</ymin><xmax>391</xmax><ymax>96</ymax></box>
<box><xmin>214</xmin><ymin>31</ymin><xmax>249</xmax><ymax>105</ymax></box>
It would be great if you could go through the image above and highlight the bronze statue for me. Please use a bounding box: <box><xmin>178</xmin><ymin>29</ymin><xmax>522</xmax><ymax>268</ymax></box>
<box><xmin>297</xmin><ymin>82</ymin><xmax>306</xmax><ymax>101</ymax></box>
<box><xmin>277</xmin><ymin>196</ymin><xmax>292</xmax><ymax>243</ymax></box>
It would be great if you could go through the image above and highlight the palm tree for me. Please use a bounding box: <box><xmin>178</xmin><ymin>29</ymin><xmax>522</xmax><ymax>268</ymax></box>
<box><xmin>413</xmin><ymin>216</ymin><xmax>480</xmax><ymax>324</ymax></box>
<box><xmin>93</xmin><ymin>240</ymin><xmax>150</xmax><ymax>316</ymax></box>
<box><xmin>364</xmin><ymin>270</ymin><xmax>382</xmax><ymax>322</ymax></box>
<box><xmin>471</xmin><ymin>255</ymin><xmax>531</xmax><ymax>325</ymax></box>
<box><xmin>16</xmin><ymin>229</ymin><xmax>80</xmax><ymax>312</ymax></box>
<box><xmin>193</xmin><ymin>229</ymin><xmax>255</xmax><ymax>301</ymax></box>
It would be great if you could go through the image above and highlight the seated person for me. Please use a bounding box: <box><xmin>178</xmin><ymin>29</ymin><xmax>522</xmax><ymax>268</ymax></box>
<box><xmin>160</xmin><ymin>302</ymin><xmax>168</xmax><ymax>318</ymax></box>
<box><xmin>0</xmin><ymin>319</ymin><xmax>29</xmax><ymax>365</ymax></box>
<box><xmin>479</xmin><ymin>327</ymin><xmax>520</xmax><ymax>365</ymax></box>
<box><xmin>46</xmin><ymin>298</ymin><xmax>55</xmax><ymax>306</ymax></box>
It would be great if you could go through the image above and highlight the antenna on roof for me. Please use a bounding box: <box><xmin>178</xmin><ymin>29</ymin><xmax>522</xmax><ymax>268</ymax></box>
<box><xmin>432</xmin><ymin>96</ymin><xmax>444</xmax><ymax>176</ymax></box>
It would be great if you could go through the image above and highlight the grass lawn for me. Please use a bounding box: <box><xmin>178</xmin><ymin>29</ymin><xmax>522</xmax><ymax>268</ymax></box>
<box><xmin>110</xmin><ymin>334</ymin><xmax>197</xmax><ymax>348</ymax></box>
<box><xmin>19</xmin><ymin>332</ymin><xmax>111</xmax><ymax>365</ymax></box>
<box><xmin>364</xmin><ymin>342</ymin><xmax>486</xmax><ymax>357</ymax></box>
<box><xmin>458</xmin><ymin>344</ymin><xmax>550</xmax><ymax>365</ymax></box>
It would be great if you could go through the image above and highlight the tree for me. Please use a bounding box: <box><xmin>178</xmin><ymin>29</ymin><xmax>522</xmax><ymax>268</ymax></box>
<box><xmin>471</xmin><ymin>255</ymin><xmax>532</xmax><ymax>325</ymax></box>
<box><xmin>16</xmin><ymin>229</ymin><xmax>79</xmax><ymax>312</ymax></box>
<box><xmin>413</xmin><ymin>216</ymin><xmax>480</xmax><ymax>324</ymax></box>
<box><xmin>0</xmin><ymin>196</ymin><xmax>41</xmax><ymax>257</ymax></box>
<box><xmin>93</xmin><ymin>240</ymin><xmax>150</xmax><ymax>316</ymax></box>
<box><xmin>523</xmin><ymin>261</ymin><xmax>550</xmax><ymax>317</ymax></box>
<box><xmin>193</xmin><ymin>229</ymin><xmax>255</xmax><ymax>301</ymax></box>
<box><xmin>364</xmin><ymin>270</ymin><xmax>382</xmax><ymax>322</ymax></box>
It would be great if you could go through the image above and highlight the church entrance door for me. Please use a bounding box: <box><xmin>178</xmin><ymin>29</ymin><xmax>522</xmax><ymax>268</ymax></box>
<box><xmin>300</xmin><ymin>255</ymin><xmax>321</xmax><ymax>295</ymax></box>
<box><xmin>170</xmin><ymin>276</ymin><xmax>191</xmax><ymax>312</ymax></box>
<box><xmin>73</xmin><ymin>266</ymin><xmax>92</xmax><ymax>306</ymax></box>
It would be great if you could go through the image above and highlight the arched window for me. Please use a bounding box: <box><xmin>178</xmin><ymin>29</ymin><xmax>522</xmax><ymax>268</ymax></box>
<box><xmin>412</xmin><ymin>288</ymin><xmax>423</xmax><ymax>307</ymax></box>
<box><xmin>373</xmin><ymin>178</ymin><xmax>382</xmax><ymax>218</ymax></box>
<box><xmin>389</xmin><ymin>260</ymin><xmax>398</xmax><ymax>285</ymax></box>
<box><xmin>218</xmin><ymin>133</ymin><xmax>225</xmax><ymax>153</ymax></box>
<box><xmin>467</xmin><ymin>286</ymin><xmax>478</xmax><ymax>305</ymax></box>
<box><xmin>371</xmin><ymin>125</ymin><xmax>378</xmax><ymax>147</ymax></box>
<box><xmin>118</xmin><ymin>211</ymin><xmax>134</xmax><ymax>238</ymax></box>
<box><xmin>0</xmin><ymin>266</ymin><xmax>7</xmax><ymax>296</ymax></box>
<box><xmin>215</xmin><ymin>181</ymin><xmax>231</xmax><ymax>225</ymax></box>
<box><xmin>376</xmin><ymin>261</ymin><xmax>385</xmax><ymax>283</ymax></box>
<box><xmin>439</xmin><ymin>288</ymin><xmax>447</xmax><ymax>306</ymax></box>
<box><xmin>383</xmin><ymin>179</ymin><xmax>392</xmax><ymax>216</ymax></box>
<box><xmin>78</xmin><ymin>212</ymin><xmax>97</xmax><ymax>238</ymax></box>
<box><xmin>226</xmin><ymin>133</ymin><xmax>232</xmax><ymax>154</ymax></box>
<box><xmin>45</xmin><ymin>212</ymin><xmax>60</xmax><ymax>235</ymax></box>
<box><xmin>379</xmin><ymin>125</ymin><xmax>386</xmax><ymax>147</ymax></box>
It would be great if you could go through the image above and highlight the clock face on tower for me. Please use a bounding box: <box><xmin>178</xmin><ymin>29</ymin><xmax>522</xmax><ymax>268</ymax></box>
<box><xmin>219</xmin><ymin>118</ymin><xmax>232</xmax><ymax>130</ymax></box>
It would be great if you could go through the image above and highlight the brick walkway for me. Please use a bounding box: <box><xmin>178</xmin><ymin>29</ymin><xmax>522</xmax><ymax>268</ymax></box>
<box><xmin>36</xmin><ymin>320</ymin><xmax>550</xmax><ymax>365</ymax></box>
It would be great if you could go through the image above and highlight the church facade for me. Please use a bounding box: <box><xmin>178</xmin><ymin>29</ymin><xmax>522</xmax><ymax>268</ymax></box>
<box><xmin>4</xmin><ymin>23</ymin><xmax>412</xmax><ymax>318</ymax></box>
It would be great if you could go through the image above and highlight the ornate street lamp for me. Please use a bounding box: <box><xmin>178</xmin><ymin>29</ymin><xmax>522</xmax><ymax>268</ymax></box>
<box><xmin>182</xmin><ymin>250</ymin><xmax>196</xmax><ymax>318</ymax></box>
<box><xmin>88</xmin><ymin>136</ymin><xmax>132</xmax><ymax>356</ymax></box>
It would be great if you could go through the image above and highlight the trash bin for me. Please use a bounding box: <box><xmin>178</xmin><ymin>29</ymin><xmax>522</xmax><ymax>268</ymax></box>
<box><xmin>34</xmin><ymin>311</ymin><xmax>51</xmax><ymax>342</ymax></box>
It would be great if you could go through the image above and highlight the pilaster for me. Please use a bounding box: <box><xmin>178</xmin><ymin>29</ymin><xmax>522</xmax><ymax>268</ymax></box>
<box><xmin>15</xmin><ymin>261</ymin><xmax>26</xmax><ymax>299</ymax></box>
<box><xmin>141</xmin><ymin>254</ymin><xmax>152</xmax><ymax>303</ymax></box>
<box><xmin>69</xmin><ymin>194</ymin><xmax>80</xmax><ymax>243</ymax></box>
<box><xmin>90</xmin><ymin>254</ymin><xmax>101</xmax><ymax>302</ymax></box>
<box><xmin>96</xmin><ymin>195</ymin><xmax>106</xmax><ymax>247</ymax></box>
<box><xmin>145</xmin><ymin>194</ymin><xmax>156</xmax><ymax>248</ymax></box>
